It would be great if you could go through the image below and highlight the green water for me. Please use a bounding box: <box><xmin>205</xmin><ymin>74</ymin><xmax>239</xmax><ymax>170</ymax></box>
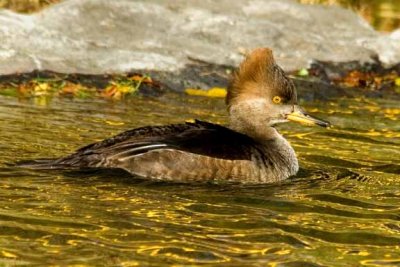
<box><xmin>0</xmin><ymin>93</ymin><xmax>399</xmax><ymax>266</ymax></box>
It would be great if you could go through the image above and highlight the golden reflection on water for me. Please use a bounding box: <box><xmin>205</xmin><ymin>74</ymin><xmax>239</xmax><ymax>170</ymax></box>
<box><xmin>0</xmin><ymin>94</ymin><xmax>399</xmax><ymax>266</ymax></box>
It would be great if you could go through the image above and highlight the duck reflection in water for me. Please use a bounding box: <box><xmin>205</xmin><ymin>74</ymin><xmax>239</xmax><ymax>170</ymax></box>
<box><xmin>21</xmin><ymin>48</ymin><xmax>330</xmax><ymax>184</ymax></box>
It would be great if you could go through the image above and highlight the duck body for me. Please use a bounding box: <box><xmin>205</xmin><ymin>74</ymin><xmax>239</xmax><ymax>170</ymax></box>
<box><xmin>21</xmin><ymin>48</ymin><xmax>329</xmax><ymax>184</ymax></box>
<box><xmin>32</xmin><ymin>120</ymin><xmax>298</xmax><ymax>184</ymax></box>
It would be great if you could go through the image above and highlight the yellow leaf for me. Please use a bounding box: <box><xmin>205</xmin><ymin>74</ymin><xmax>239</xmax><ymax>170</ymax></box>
<box><xmin>298</xmin><ymin>68</ymin><xmax>309</xmax><ymax>76</ymax></box>
<box><xmin>185</xmin><ymin>87</ymin><xmax>227</xmax><ymax>98</ymax></box>
<box><xmin>395</xmin><ymin>77</ymin><xmax>400</xmax><ymax>87</ymax></box>
<box><xmin>33</xmin><ymin>82</ymin><xmax>51</xmax><ymax>96</ymax></box>
<box><xmin>34</xmin><ymin>82</ymin><xmax>50</xmax><ymax>92</ymax></box>
<box><xmin>2</xmin><ymin>251</ymin><xmax>17</xmax><ymax>258</ymax></box>
<box><xmin>117</xmin><ymin>85</ymin><xmax>132</xmax><ymax>94</ymax></box>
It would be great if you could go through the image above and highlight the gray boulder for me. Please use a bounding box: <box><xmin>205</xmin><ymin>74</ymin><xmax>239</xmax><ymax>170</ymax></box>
<box><xmin>0</xmin><ymin>0</ymin><xmax>399</xmax><ymax>75</ymax></box>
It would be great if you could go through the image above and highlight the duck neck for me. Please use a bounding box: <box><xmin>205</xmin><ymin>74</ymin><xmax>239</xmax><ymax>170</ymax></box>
<box><xmin>229</xmin><ymin>105</ymin><xmax>299</xmax><ymax>179</ymax></box>
<box><xmin>228</xmin><ymin>99</ymin><xmax>281</xmax><ymax>141</ymax></box>
<box><xmin>228</xmin><ymin>99</ymin><xmax>299</xmax><ymax>177</ymax></box>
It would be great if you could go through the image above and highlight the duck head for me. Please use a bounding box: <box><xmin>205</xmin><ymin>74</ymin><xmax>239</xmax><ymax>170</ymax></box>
<box><xmin>226</xmin><ymin>48</ymin><xmax>329</xmax><ymax>139</ymax></box>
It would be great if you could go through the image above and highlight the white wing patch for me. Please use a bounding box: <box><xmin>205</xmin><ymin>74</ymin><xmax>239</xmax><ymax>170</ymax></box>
<box><xmin>111</xmin><ymin>143</ymin><xmax>169</xmax><ymax>161</ymax></box>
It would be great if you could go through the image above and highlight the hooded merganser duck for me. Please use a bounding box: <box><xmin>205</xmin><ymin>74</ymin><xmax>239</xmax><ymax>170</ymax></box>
<box><xmin>22</xmin><ymin>48</ymin><xmax>329</xmax><ymax>184</ymax></box>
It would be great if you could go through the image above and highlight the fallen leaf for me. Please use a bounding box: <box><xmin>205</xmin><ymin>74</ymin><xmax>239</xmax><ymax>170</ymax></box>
<box><xmin>2</xmin><ymin>250</ymin><xmax>17</xmax><ymax>258</ymax></box>
<box><xmin>185</xmin><ymin>87</ymin><xmax>227</xmax><ymax>98</ymax></box>
<box><xmin>395</xmin><ymin>77</ymin><xmax>400</xmax><ymax>87</ymax></box>
<box><xmin>298</xmin><ymin>68</ymin><xmax>309</xmax><ymax>76</ymax></box>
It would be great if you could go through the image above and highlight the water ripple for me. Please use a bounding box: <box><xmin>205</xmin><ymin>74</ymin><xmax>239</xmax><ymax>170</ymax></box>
<box><xmin>0</xmin><ymin>96</ymin><xmax>400</xmax><ymax>266</ymax></box>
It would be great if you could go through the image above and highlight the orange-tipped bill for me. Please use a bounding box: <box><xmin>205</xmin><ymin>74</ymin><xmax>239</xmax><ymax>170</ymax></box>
<box><xmin>286</xmin><ymin>109</ymin><xmax>330</xmax><ymax>128</ymax></box>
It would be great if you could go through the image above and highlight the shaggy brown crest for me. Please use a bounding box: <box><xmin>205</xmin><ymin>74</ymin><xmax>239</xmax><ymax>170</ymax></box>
<box><xmin>226</xmin><ymin>48</ymin><xmax>297</xmax><ymax>107</ymax></box>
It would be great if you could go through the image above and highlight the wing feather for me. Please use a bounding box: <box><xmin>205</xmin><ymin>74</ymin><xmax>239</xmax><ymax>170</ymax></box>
<box><xmin>21</xmin><ymin>120</ymin><xmax>258</xmax><ymax>170</ymax></box>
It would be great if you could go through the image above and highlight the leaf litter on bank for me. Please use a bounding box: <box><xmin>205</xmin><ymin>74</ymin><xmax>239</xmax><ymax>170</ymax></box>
<box><xmin>1</xmin><ymin>59</ymin><xmax>400</xmax><ymax>104</ymax></box>
<box><xmin>295</xmin><ymin>60</ymin><xmax>400</xmax><ymax>93</ymax></box>
<box><xmin>0</xmin><ymin>71</ymin><xmax>164</xmax><ymax>100</ymax></box>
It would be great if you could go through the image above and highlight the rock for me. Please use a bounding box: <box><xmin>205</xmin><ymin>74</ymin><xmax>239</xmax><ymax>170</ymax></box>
<box><xmin>0</xmin><ymin>0</ymin><xmax>399</xmax><ymax>76</ymax></box>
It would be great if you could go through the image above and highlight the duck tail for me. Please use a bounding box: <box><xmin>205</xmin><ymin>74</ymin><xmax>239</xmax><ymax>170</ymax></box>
<box><xmin>16</xmin><ymin>158</ymin><xmax>74</xmax><ymax>170</ymax></box>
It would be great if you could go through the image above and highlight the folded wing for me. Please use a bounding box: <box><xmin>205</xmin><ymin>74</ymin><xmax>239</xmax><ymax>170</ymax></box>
<box><xmin>21</xmin><ymin>121</ymin><xmax>259</xmax><ymax>179</ymax></box>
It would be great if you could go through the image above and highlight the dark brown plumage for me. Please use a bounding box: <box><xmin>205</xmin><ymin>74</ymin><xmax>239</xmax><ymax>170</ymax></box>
<box><xmin>20</xmin><ymin>48</ymin><xmax>329</xmax><ymax>184</ymax></box>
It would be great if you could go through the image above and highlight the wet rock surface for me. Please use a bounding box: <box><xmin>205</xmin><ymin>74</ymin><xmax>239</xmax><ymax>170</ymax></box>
<box><xmin>1</xmin><ymin>0</ymin><xmax>400</xmax><ymax>76</ymax></box>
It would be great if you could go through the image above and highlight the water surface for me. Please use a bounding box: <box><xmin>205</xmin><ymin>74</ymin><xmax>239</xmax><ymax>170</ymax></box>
<box><xmin>0</xmin><ymin>93</ymin><xmax>399</xmax><ymax>266</ymax></box>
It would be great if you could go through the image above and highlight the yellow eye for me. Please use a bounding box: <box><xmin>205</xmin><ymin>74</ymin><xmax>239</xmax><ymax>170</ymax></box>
<box><xmin>272</xmin><ymin>96</ymin><xmax>282</xmax><ymax>104</ymax></box>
